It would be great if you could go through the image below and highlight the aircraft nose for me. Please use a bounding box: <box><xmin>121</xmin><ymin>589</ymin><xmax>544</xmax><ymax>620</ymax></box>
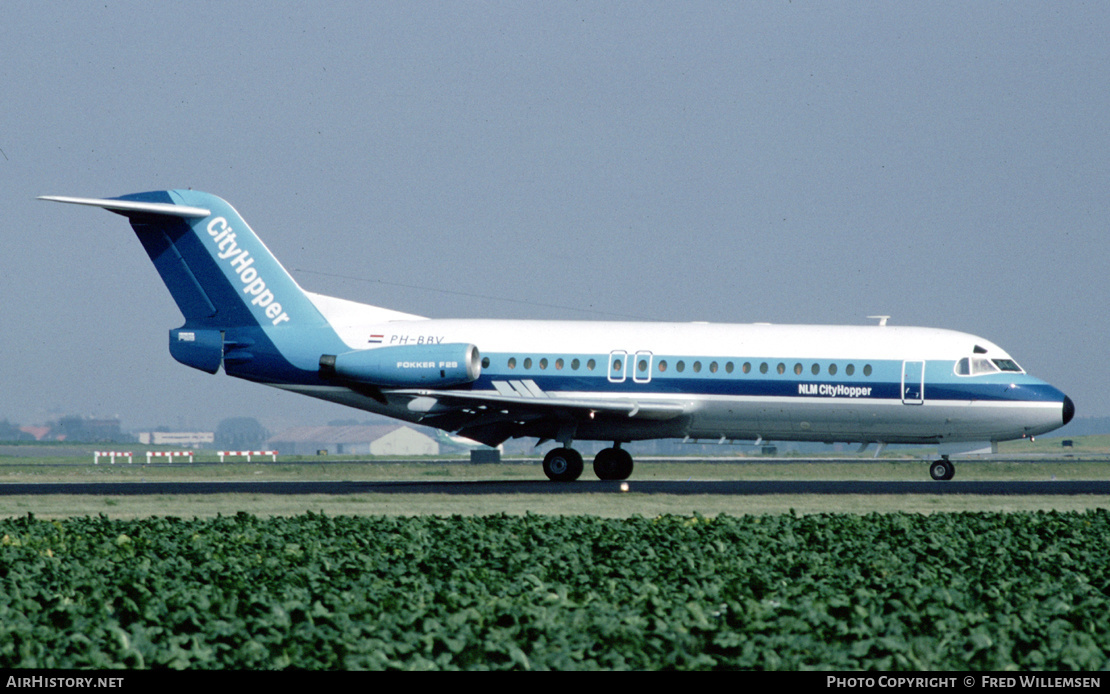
<box><xmin>1062</xmin><ymin>395</ymin><xmax>1075</xmax><ymax>426</ymax></box>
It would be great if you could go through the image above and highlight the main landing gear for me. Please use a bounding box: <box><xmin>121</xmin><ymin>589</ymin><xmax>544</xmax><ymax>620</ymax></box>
<box><xmin>929</xmin><ymin>456</ymin><xmax>956</xmax><ymax>481</ymax></box>
<box><xmin>542</xmin><ymin>447</ymin><xmax>583</xmax><ymax>482</ymax></box>
<box><xmin>542</xmin><ymin>444</ymin><xmax>633</xmax><ymax>482</ymax></box>
<box><xmin>593</xmin><ymin>445</ymin><xmax>634</xmax><ymax>481</ymax></box>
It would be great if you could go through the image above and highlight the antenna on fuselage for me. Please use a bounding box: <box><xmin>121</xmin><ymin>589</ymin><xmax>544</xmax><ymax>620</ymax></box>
<box><xmin>868</xmin><ymin>315</ymin><xmax>890</xmax><ymax>326</ymax></box>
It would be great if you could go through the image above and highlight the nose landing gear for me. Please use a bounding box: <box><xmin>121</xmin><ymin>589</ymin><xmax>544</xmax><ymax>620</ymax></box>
<box><xmin>929</xmin><ymin>456</ymin><xmax>955</xmax><ymax>481</ymax></box>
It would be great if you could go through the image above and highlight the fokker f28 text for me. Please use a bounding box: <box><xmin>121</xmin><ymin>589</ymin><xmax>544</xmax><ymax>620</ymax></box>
<box><xmin>41</xmin><ymin>190</ymin><xmax>1074</xmax><ymax>481</ymax></box>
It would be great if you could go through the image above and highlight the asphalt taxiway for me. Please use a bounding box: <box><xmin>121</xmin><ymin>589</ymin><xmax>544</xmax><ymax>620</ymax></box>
<box><xmin>2</xmin><ymin>479</ymin><xmax>1110</xmax><ymax>496</ymax></box>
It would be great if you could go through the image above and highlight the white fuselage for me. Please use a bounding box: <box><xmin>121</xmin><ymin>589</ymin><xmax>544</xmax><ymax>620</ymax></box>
<box><xmin>284</xmin><ymin>310</ymin><xmax>1071</xmax><ymax>449</ymax></box>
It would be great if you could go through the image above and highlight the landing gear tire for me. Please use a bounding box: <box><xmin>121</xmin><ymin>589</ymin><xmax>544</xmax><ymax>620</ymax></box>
<box><xmin>543</xmin><ymin>447</ymin><xmax>584</xmax><ymax>482</ymax></box>
<box><xmin>593</xmin><ymin>447</ymin><xmax>634</xmax><ymax>481</ymax></box>
<box><xmin>929</xmin><ymin>458</ymin><xmax>955</xmax><ymax>481</ymax></box>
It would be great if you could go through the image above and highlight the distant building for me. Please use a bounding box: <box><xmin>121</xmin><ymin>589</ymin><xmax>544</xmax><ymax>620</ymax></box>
<box><xmin>17</xmin><ymin>426</ymin><xmax>50</xmax><ymax>441</ymax></box>
<box><xmin>266</xmin><ymin>424</ymin><xmax>440</xmax><ymax>456</ymax></box>
<box><xmin>50</xmin><ymin>416</ymin><xmax>132</xmax><ymax>443</ymax></box>
<box><xmin>137</xmin><ymin>432</ymin><xmax>215</xmax><ymax>447</ymax></box>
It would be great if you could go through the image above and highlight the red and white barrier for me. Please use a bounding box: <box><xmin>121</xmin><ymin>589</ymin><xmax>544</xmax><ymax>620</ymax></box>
<box><xmin>146</xmin><ymin>451</ymin><xmax>194</xmax><ymax>463</ymax></box>
<box><xmin>93</xmin><ymin>451</ymin><xmax>133</xmax><ymax>465</ymax></box>
<box><xmin>218</xmin><ymin>450</ymin><xmax>278</xmax><ymax>462</ymax></box>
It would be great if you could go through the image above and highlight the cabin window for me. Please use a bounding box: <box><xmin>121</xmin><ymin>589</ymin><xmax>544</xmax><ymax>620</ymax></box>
<box><xmin>638</xmin><ymin>359</ymin><xmax>648</xmax><ymax>373</ymax></box>
<box><xmin>693</xmin><ymin>361</ymin><xmax>702</xmax><ymax>373</ymax></box>
<box><xmin>571</xmin><ymin>358</ymin><xmax>581</xmax><ymax>370</ymax></box>
<box><xmin>676</xmin><ymin>360</ymin><xmax>685</xmax><ymax>373</ymax></box>
<box><xmin>709</xmin><ymin>361</ymin><xmax>718</xmax><ymax>373</ymax></box>
<box><xmin>760</xmin><ymin>362</ymin><xmax>769</xmax><ymax>374</ymax></box>
<box><xmin>539</xmin><ymin>358</ymin><xmax>548</xmax><ymax>370</ymax></box>
<box><xmin>777</xmin><ymin>363</ymin><xmax>786</xmax><ymax>375</ymax></box>
<box><xmin>744</xmin><ymin>362</ymin><xmax>752</xmax><ymax>374</ymax></box>
<box><xmin>863</xmin><ymin>364</ymin><xmax>872</xmax><ymax>376</ymax></box>
<box><xmin>828</xmin><ymin>363</ymin><xmax>837</xmax><ymax>376</ymax></box>
<box><xmin>482</xmin><ymin>357</ymin><xmax>490</xmax><ymax>369</ymax></box>
<box><xmin>507</xmin><ymin>357</ymin><xmax>517</xmax><ymax>369</ymax></box>
<box><xmin>658</xmin><ymin>360</ymin><xmax>668</xmax><ymax>373</ymax></box>
<box><xmin>726</xmin><ymin>362</ymin><xmax>734</xmax><ymax>374</ymax></box>
<box><xmin>793</xmin><ymin>363</ymin><xmax>803</xmax><ymax>375</ymax></box>
<box><xmin>555</xmin><ymin>358</ymin><xmax>564</xmax><ymax>370</ymax></box>
<box><xmin>845</xmin><ymin>364</ymin><xmax>855</xmax><ymax>376</ymax></box>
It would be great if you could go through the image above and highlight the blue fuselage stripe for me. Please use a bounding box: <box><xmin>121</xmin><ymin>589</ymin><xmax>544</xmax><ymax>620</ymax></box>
<box><xmin>473</xmin><ymin>354</ymin><xmax>1064</xmax><ymax>404</ymax></box>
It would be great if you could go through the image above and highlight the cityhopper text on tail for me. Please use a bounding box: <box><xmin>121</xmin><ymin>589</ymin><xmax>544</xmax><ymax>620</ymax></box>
<box><xmin>41</xmin><ymin>190</ymin><xmax>1075</xmax><ymax>481</ymax></box>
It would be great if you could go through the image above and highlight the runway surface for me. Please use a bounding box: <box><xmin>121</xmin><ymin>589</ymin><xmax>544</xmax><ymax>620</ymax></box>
<box><xmin>3</xmin><ymin>479</ymin><xmax>1110</xmax><ymax>496</ymax></box>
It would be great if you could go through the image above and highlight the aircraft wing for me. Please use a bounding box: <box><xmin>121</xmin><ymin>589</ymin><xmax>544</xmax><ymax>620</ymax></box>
<box><xmin>390</xmin><ymin>379</ymin><xmax>690</xmax><ymax>447</ymax></box>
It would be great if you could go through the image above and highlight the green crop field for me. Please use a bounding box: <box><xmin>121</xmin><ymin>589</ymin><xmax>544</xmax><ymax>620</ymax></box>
<box><xmin>1</xmin><ymin>511</ymin><xmax>1108</xmax><ymax>670</ymax></box>
<box><xmin>2</xmin><ymin>444</ymin><xmax>1109</xmax><ymax>670</ymax></box>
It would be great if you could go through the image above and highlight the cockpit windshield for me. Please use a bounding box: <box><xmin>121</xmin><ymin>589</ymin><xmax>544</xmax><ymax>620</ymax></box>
<box><xmin>955</xmin><ymin>357</ymin><xmax>1025</xmax><ymax>376</ymax></box>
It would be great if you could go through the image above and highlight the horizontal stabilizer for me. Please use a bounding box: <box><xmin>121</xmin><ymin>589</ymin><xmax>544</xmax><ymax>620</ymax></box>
<box><xmin>39</xmin><ymin>195</ymin><xmax>211</xmax><ymax>219</ymax></box>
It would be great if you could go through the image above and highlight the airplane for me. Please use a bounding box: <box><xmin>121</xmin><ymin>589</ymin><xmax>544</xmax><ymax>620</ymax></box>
<box><xmin>40</xmin><ymin>190</ymin><xmax>1075</xmax><ymax>482</ymax></box>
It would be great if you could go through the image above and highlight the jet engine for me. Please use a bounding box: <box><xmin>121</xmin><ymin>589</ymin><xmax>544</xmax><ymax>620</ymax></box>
<box><xmin>319</xmin><ymin>343</ymin><xmax>481</xmax><ymax>388</ymax></box>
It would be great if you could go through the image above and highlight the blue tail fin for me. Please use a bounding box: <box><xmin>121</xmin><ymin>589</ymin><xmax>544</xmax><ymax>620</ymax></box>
<box><xmin>124</xmin><ymin>190</ymin><xmax>327</xmax><ymax>329</ymax></box>
<box><xmin>41</xmin><ymin>190</ymin><xmax>342</xmax><ymax>377</ymax></box>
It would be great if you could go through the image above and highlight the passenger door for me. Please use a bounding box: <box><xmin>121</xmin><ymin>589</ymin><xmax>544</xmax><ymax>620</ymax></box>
<box><xmin>608</xmin><ymin>350</ymin><xmax>627</xmax><ymax>383</ymax></box>
<box><xmin>632</xmin><ymin>351</ymin><xmax>653</xmax><ymax>383</ymax></box>
<box><xmin>901</xmin><ymin>360</ymin><xmax>924</xmax><ymax>405</ymax></box>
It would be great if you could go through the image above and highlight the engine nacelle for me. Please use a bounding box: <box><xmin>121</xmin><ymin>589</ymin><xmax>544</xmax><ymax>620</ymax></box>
<box><xmin>320</xmin><ymin>343</ymin><xmax>481</xmax><ymax>388</ymax></box>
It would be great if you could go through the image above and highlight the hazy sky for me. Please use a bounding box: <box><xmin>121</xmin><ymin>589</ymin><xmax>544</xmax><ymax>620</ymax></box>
<box><xmin>3</xmin><ymin>1</ymin><xmax>1108</xmax><ymax>432</ymax></box>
